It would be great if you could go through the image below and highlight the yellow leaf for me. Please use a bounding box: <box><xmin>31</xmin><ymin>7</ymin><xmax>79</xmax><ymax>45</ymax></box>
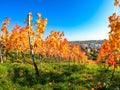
<box><xmin>114</xmin><ymin>0</ymin><xmax>119</xmax><ymax>6</ymax></box>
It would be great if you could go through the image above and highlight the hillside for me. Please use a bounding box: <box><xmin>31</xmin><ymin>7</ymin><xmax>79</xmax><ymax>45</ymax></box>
<box><xmin>0</xmin><ymin>62</ymin><xmax>120</xmax><ymax>90</ymax></box>
<box><xmin>69</xmin><ymin>40</ymin><xmax>103</xmax><ymax>44</ymax></box>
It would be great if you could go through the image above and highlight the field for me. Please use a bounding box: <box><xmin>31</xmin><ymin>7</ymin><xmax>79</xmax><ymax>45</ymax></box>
<box><xmin>0</xmin><ymin>61</ymin><xmax>120</xmax><ymax>90</ymax></box>
<box><xmin>1</xmin><ymin>1</ymin><xmax>120</xmax><ymax>90</ymax></box>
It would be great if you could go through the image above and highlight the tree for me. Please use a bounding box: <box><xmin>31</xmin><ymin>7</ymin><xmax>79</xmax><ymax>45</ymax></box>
<box><xmin>97</xmin><ymin>0</ymin><xmax>120</xmax><ymax>67</ymax></box>
<box><xmin>0</xmin><ymin>17</ymin><xmax>10</xmax><ymax>63</ymax></box>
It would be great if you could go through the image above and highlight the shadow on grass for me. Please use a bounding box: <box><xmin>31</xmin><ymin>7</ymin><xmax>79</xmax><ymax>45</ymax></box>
<box><xmin>7</xmin><ymin>64</ymin><xmax>88</xmax><ymax>87</ymax></box>
<box><xmin>7</xmin><ymin>63</ymin><xmax>120</xmax><ymax>89</ymax></box>
<box><xmin>94</xmin><ymin>65</ymin><xmax>120</xmax><ymax>89</ymax></box>
<box><xmin>10</xmin><ymin>67</ymin><xmax>38</xmax><ymax>86</ymax></box>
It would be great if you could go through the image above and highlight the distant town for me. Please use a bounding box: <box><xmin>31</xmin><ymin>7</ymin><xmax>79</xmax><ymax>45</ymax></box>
<box><xmin>70</xmin><ymin>40</ymin><xmax>103</xmax><ymax>60</ymax></box>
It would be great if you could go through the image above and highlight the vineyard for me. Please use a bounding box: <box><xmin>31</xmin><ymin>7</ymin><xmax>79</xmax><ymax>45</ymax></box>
<box><xmin>0</xmin><ymin>0</ymin><xmax>120</xmax><ymax>90</ymax></box>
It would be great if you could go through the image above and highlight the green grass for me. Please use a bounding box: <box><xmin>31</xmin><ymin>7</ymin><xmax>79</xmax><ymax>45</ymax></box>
<box><xmin>0</xmin><ymin>62</ymin><xmax>120</xmax><ymax>90</ymax></box>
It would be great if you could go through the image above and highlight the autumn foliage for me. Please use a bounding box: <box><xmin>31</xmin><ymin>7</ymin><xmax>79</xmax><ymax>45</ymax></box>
<box><xmin>0</xmin><ymin>14</ymin><xmax>87</xmax><ymax>63</ymax></box>
<box><xmin>97</xmin><ymin>0</ymin><xmax>120</xmax><ymax>67</ymax></box>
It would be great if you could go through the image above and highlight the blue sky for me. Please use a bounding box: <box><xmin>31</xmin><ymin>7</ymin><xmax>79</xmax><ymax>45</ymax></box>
<box><xmin>0</xmin><ymin>0</ymin><xmax>118</xmax><ymax>41</ymax></box>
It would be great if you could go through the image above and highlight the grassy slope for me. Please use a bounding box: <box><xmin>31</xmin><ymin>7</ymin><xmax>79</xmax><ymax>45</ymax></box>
<box><xmin>0</xmin><ymin>62</ymin><xmax>120</xmax><ymax>90</ymax></box>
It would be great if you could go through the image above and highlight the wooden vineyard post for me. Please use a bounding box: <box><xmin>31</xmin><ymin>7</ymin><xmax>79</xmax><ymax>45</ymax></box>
<box><xmin>27</xmin><ymin>12</ymin><xmax>39</xmax><ymax>76</ymax></box>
